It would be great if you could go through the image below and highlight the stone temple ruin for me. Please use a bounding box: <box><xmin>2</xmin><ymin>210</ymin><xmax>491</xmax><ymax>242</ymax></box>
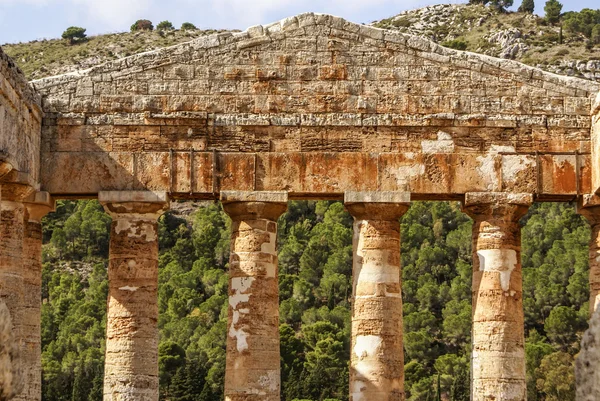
<box><xmin>1</xmin><ymin>12</ymin><xmax>600</xmax><ymax>401</ymax></box>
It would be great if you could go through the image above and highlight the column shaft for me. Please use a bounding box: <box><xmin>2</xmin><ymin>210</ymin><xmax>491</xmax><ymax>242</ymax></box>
<box><xmin>345</xmin><ymin>194</ymin><xmax>409</xmax><ymax>401</ymax></box>
<box><xmin>221</xmin><ymin>191</ymin><xmax>287</xmax><ymax>401</ymax></box>
<box><xmin>578</xmin><ymin>198</ymin><xmax>600</xmax><ymax>316</ymax></box>
<box><xmin>589</xmin><ymin>223</ymin><xmax>600</xmax><ymax>315</ymax></box>
<box><xmin>15</xmin><ymin>193</ymin><xmax>54</xmax><ymax>401</ymax></box>
<box><xmin>100</xmin><ymin>191</ymin><xmax>168</xmax><ymax>401</ymax></box>
<box><xmin>464</xmin><ymin>192</ymin><xmax>532</xmax><ymax>401</ymax></box>
<box><xmin>0</xmin><ymin>181</ymin><xmax>34</xmax><ymax>399</ymax></box>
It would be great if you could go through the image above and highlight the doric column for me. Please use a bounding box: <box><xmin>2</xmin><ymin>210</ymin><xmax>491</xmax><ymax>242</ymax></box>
<box><xmin>463</xmin><ymin>192</ymin><xmax>532</xmax><ymax>401</ymax></box>
<box><xmin>15</xmin><ymin>192</ymin><xmax>54</xmax><ymax>401</ymax></box>
<box><xmin>99</xmin><ymin>191</ymin><xmax>169</xmax><ymax>401</ymax></box>
<box><xmin>578</xmin><ymin>194</ymin><xmax>600</xmax><ymax>316</ymax></box>
<box><xmin>345</xmin><ymin>192</ymin><xmax>410</xmax><ymax>401</ymax></box>
<box><xmin>0</xmin><ymin>175</ymin><xmax>35</xmax><ymax>398</ymax></box>
<box><xmin>221</xmin><ymin>191</ymin><xmax>288</xmax><ymax>401</ymax></box>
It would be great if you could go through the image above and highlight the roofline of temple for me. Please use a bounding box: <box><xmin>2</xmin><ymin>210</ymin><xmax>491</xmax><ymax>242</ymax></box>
<box><xmin>30</xmin><ymin>12</ymin><xmax>600</xmax><ymax>97</ymax></box>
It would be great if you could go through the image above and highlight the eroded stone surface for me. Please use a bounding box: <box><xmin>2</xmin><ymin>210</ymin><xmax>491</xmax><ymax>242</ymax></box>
<box><xmin>593</xmin><ymin>100</ymin><xmax>600</xmax><ymax>192</ymax></box>
<box><xmin>25</xmin><ymin>14</ymin><xmax>597</xmax><ymax>199</ymax></box>
<box><xmin>0</xmin><ymin>47</ymin><xmax>42</xmax><ymax>183</ymax></box>
<box><xmin>100</xmin><ymin>192</ymin><xmax>169</xmax><ymax>401</ymax></box>
<box><xmin>0</xmin><ymin>300</ymin><xmax>21</xmax><ymax>401</ymax></box>
<box><xmin>577</xmin><ymin>196</ymin><xmax>600</xmax><ymax>315</ymax></box>
<box><xmin>221</xmin><ymin>192</ymin><xmax>287</xmax><ymax>401</ymax></box>
<box><xmin>463</xmin><ymin>192</ymin><xmax>532</xmax><ymax>401</ymax></box>
<box><xmin>0</xmin><ymin>182</ymin><xmax>35</xmax><ymax>401</ymax></box>
<box><xmin>576</xmin><ymin>308</ymin><xmax>600</xmax><ymax>401</ymax></box>
<box><xmin>346</xmin><ymin>194</ymin><xmax>409</xmax><ymax>401</ymax></box>
<box><xmin>12</xmin><ymin>193</ymin><xmax>54</xmax><ymax>401</ymax></box>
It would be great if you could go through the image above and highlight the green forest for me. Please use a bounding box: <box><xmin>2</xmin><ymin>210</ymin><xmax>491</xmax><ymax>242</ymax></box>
<box><xmin>39</xmin><ymin>200</ymin><xmax>590</xmax><ymax>401</ymax></box>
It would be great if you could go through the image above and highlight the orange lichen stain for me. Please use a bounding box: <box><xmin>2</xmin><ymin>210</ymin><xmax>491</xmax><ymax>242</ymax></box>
<box><xmin>552</xmin><ymin>157</ymin><xmax>577</xmax><ymax>193</ymax></box>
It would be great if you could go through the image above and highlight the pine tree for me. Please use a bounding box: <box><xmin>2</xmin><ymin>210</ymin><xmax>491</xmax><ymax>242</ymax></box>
<box><xmin>169</xmin><ymin>365</ymin><xmax>191</xmax><ymax>400</ymax></box>
<box><xmin>71</xmin><ymin>363</ymin><xmax>88</xmax><ymax>401</ymax></box>
<box><xmin>61</xmin><ymin>26</ymin><xmax>86</xmax><ymax>45</ymax></box>
<box><xmin>184</xmin><ymin>359</ymin><xmax>206</xmax><ymax>401</ymax></box>
<box><xmin>489</xmin><ymin>0</ymin><xmax>514</xmax><ymax>12</ymax></box>
<box><xmin>518</xmin><ymin>0</ymin><xmax>535</xmax><ymax>13</ymax></box>
<box><xmin>450</xmin><ymin>368</ymin><xmax>470</xmax><ymax>401</ymax></box>
<box><xmin>592</xmin><ymin>24</ymin><xmax>600</xmax><ymax>44</ymax></box>
<box><xmin>327</xmin><ymin>285</ymin><xmax>336</xmax><ymax>310</ymax></box>
<box><xmin>544</xmin><ymin>0</ymin><xmax>563</xmax><ymax>24</ymax></box>
<box><xmin>559</xmin><ymin>25</ymin><xmax>563</xmax><ymax>44</ymax></box>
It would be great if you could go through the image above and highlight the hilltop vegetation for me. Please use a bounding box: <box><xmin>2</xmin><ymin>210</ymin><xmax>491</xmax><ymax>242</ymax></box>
<box><xmin>2</xmin><ymin>4</ymin><xmax>600</xmax><ymax>81</ymax></box>
<box><xmin>373</xmin><ymin>3</ymin><xmax>600</xmax><ymax>80</ymax></box>
<box><xmin>2</xmin><ymin>27</ymin><xmax>233</xmax><ymax>80</ymax></box>
<box><xmin>40</xmin><ymin>200</ymin><xmax>590</xmax><ymax>401</ymax></box>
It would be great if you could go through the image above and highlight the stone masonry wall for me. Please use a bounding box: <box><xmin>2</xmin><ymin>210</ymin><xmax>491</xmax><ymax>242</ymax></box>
<box><xmin>592</xmin><ymin>93</ymin><xmax>600</xmax><ymax>192</ymax></box>
<box><xmin>0</xmin><ymin>47</ymin><xmax>42</xmax><ymax>182</ymax></box>
<box><xmin>30</xmin><ymin>14</ymin><xmax>599</xmax><ymax>198</ymax></box>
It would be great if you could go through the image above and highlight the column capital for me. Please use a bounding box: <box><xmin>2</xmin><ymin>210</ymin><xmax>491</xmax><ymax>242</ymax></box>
<box><xmin>578</xmin><ymin>194</ymin><xmax>600</xmax><ymax>226</ymax></box>
<box><xmin>99</xmin><ymin>191</ymin><xmax>169</xmax><ymax>219</ymax></box>
<box><xmin>23</xmin><ymin>192</ymin><xmax>55</xmax><ymax>223</ymax></box>
<box><xmin>0</xmin><ymin>161</ymin><xmax>13</xmax><ymax>180</ymax></box>
<box><xmin>344</xmin><ymin>191</ymin><xmax>410</xmax><ymax>221</ymax></box>
<box><xmin>221</xmin><ymin>191</ymin><xmax>288</xmax><ymax>220</ymax></box>
<box><xmin>0</xmin><ymin>171</ymin><xmax>36</xmax><ymax>202</ymax></box>
<box><xmin>463</xmin><ymin>192</ymin><xmax>533</xmax><ymax>221</ymax></box>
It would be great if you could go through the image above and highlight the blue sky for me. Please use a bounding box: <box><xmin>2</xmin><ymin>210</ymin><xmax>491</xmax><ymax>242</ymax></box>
<box><xmin>0</xmin><ymin>0</ymin><xmax>598</xmax><ymax>45</ymax></box>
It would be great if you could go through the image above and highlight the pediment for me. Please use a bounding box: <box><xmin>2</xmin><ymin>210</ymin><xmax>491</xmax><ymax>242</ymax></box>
<box><xmin>32</xmin><ymin>12</ymin><xmax>598</xmax><ymax>126</ymax></box>
<box><xmin>29</xmin><ymin>13</ymin><xmax>600</xmax><ymax>198</ymax></box>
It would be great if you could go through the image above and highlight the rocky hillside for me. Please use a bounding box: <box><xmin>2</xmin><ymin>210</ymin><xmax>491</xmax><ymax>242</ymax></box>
<box><xmin>373</xmin><ymin>4</ymin><xmax>600</xmax><ymax>81</ymax></box>
<box><xmin>2</xmin><ymin>3</ymin><xmax>599</xmax><ymax>81</ymax></box>
<box><xmin>2</xmin><ymin>28</ymin><xmax>234</xmax><ymax>80</ymax></box>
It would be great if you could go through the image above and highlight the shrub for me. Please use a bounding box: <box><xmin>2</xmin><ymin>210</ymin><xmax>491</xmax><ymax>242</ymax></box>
<box><xmin>391</xmin><ymin>17</ymin><xmax>411</xmax><ymax>28</ymax></box>
<box><xmin>441</xmin><ymin>39</ymin><xmax>468</xmax><ymax>51</ymax></box>
<box><xmin>130</xmin><ymin>19</ymin><xmax>153</xmax><ymax>32</ymax></box>
<box><xmin>555</xmin><ymin>48</ymin><xmax>569</xmax><ymax>56</ymax></box>
<box><xmin>156</xmin><ymin>20</ymin><xmax>174</xmax><ymax>31</ymax></box>
<box><xmin>181</xmin><ymin>22</ymin><xmax>197</xmax><ymax>30</ymax></box>
<box><xmin>61</xmin><ymin>26</ymin><xmax>87</xmax><ymax>45</ymax></box>
<box><xmin>593</xmin><ymin>24</ymin><xmax>600</xmax><ymax>44</ymax></box>
<box><xmin>518</xmin><ymin>0</ymin><xmax>535</xmax><ymax>13</ymax></box>
<box><xmin>586</xmin><ymin>39</ymin><xmax>594</xmax><ymax>50</ymax></box>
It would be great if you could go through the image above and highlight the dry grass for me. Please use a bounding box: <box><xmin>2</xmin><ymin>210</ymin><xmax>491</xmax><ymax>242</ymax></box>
<box><xmin>2</xmin><ymin>28</ymin><xmax>233</xmax><ymax>80</ymax></box>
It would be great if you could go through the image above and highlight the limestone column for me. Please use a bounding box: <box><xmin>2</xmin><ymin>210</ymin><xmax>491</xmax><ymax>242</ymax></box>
<box><xmin>463</xmin><ymin>192</ymin><xmax>532</xmax><ymax>401</ymax></box>
<box><xmin>345</xmin><ymin>191</ymin><xmax>410</xmax><ymax>401</ymax></box>
<box><xmin>578</xmin><ymin>194</ymin><xmax>600</xmax><ymax>316</ymax></box>
<box><xmin>15</xmin><ymin>192</ymin><xmax>54</xmax><ymax>401</ymax></box>
<box><xmin>0</xmin><ymin>177</ymin><xmax>34</xmax><ymax>398</ymax></box>
<box><xmin>99</xmin><ymin>191</ymin><xmax>169</xmax><ymax>401</ymax></box>
<box><xmin>221</xmin><ymin>191</ymin><xmax>288</xmax><ymax>401</ymax></box>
